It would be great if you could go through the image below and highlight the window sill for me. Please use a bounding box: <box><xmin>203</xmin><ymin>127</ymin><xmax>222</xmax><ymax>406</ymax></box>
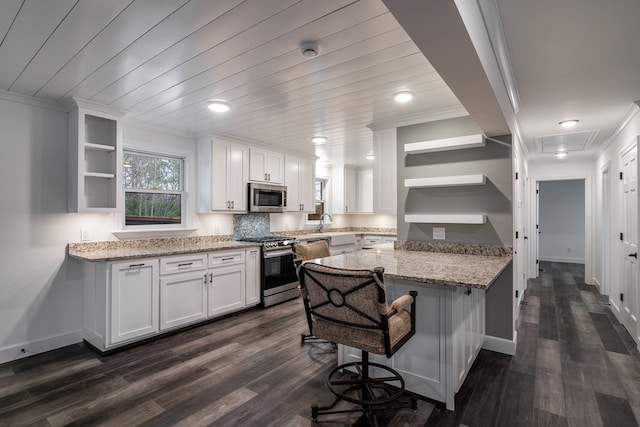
<box><xmin>112</xmin><ymin>228</ymin><xmax>198</xmax><ymax>240</ymax></box>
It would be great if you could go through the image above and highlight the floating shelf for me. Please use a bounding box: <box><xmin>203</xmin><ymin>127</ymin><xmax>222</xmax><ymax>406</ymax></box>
<box><xmin>404</xmin><ymin>214</ymin><xmax>486</xmax><ymax>224</ymax></box>
<box><xmin>404</xmin><ymin>174</ymin><xmax>486</xmax><ymax>188</ymax></box>
<box><xmin>84</xmin><ymin>142</ymin><xmax>115</xmax><ymax>151</ymax></box>
<box><xmin>85</xmin><ymin>172</ymin><xmax>116</xmax><ymax>179</ymax></box>
<box><xmin>404</xmin><ymin>134</ymin><xmax>485</xmax><ymax>154</ymax></box>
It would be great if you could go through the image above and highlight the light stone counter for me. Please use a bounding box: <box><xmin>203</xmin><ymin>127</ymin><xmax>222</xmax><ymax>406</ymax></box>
<box><xmin>68</xmin><ymin>237</ymin><xmax>260</xmax><ymax>262</ymax></box>
<box><xmin>312</xmin><ymin>242</ymin><xmax>511</xmax><ymax>289</ymax></box>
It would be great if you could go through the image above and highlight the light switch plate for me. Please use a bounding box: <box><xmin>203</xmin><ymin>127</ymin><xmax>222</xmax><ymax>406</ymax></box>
<box><xmin>433</xmin><ymin>227</ymin><xmax>445</xmax><ymax>240</ymax></box>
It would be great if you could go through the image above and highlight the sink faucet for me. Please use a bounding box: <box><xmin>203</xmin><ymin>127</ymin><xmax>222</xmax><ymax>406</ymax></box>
<box><xmin>319</xmin><ymin>213</ymin><xmax>333</xmax><ymax>232</ymax></box>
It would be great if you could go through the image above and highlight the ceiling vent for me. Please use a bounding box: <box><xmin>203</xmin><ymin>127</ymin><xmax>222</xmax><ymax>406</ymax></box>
<box><xmin>537</xmin><ymin>130</ymin><xmax>598</xmax><ymax>153</ymax></box>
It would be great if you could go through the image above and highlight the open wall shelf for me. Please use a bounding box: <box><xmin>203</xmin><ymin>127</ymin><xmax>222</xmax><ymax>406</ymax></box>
<box><xmin>404</xmin><ymin>214</ymin><xmax>486</xmax><ymax>224</ymax></box>
<box><xmin>404</xmin><ymin>134</ymin><xmax>485</xmax><ymax>154</ymax></box>
<box><xmin>404</xmin><ymin>174</ymin><xmax>486</xmax><ymax>188</ymax></box>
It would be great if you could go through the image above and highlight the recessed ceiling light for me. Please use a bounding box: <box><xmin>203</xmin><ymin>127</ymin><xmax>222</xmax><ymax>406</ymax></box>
<box><xmin>206</xmin><ymin>100</ymin><xmax>231</xmax><ymax>113</ymax></box>
<box><xmin>366</xmin><ymin>155</ymin><xmax>374</xmax><ymax>160</ymax></box>
<box><xmin>311</xmin><ymin>135</ymin><xmax>327</xmax><ymax>144</ymax></box>
<box><xmin>555</xmin><ymin>151</ymin><xmax>568</xmax><ymax>159</ymax></box>
<box><xmin>393</xmin><ymin>90</ymin><xmax>414</xmax><ymax>103</ymax></box>
<box><xmin>559</xmin><ymin>119</ymin><xmax>578</xmax><ymax>128</ymax></box>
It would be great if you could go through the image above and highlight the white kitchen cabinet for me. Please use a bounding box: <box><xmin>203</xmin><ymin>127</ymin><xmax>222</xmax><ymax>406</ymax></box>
<box><xmin>249</xmin><ymin>147</ymin><xmax>284</xmax><ymax>184</ymax></box>
<box><xmin>109</xmin><ymin>260</ymin><xmax>159</xmax><ymax>345</ymax></box>
<box><xmin>197</xmin><ymin>137</ymin><xmax>249</xmax><ymax>212</ymax></box>
<box><xmin>159</xmin><ymin>254</ymin><xmax>207</xmax><ymax>331</ymax></box>
<box><xmin>362</xmin><ymin>235</ymin><xmax>383</xmax><ymax>247</ymax></box>
<box><xmin>357</xmin><ymin>168</ymin><xmax>373</xmax><ymax>213</ymax></box>
<box><xmin>208</xmin><ymin>250</ymin><xmax>246</xmax><ymax>317</ymax></box>
<box><xmin>284</xmin><ymin>156</ymin><xmax>315</xmax><ymax>212</ymax></box>
<box><xmin>67</xmin><ymin>98</ymin><xmax>124</xmax><ymax>212</ymax></box>
<box><xmin>83</xmin><ymin>258</ymin><xmax>160</xmax><ymax>351</ymax></box>
<box><xmin>452</xmin><ymin>286</ymin><xmax>485</xmax><ymax>391</ymax></box>
<box><xmin>372</xmin><ymin>128</ymin><xmax>397</xmax><ymax>214</ymax></box>
<box><xmin>245</xmin><ymin>248</ymin><xmax>261</xmax><ymax>306</ymax></box>
<box><xmin>332</xmin><ymin>166</ymin><xmax>357</xmax><ymax>214</ymax></box>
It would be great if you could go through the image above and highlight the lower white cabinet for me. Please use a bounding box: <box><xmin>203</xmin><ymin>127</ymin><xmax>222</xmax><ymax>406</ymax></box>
<box><xmin>208</xmin><ymin>251</ymin><xmax>246</xmax><ymax>317</ymax></box>
<box><xmin>83</xmin><ymin>258</ymin><xmax>160</xmax><ymax>351</ymax></box>
<box><xmin>159</xmin><ymin>254</ymin><xmax>208</xmax><ymax>331</ymax></box>
<box><xmin>83</xmin><ymin>248</ymin><xmax>261</xmax><ymax>352</ymax></box>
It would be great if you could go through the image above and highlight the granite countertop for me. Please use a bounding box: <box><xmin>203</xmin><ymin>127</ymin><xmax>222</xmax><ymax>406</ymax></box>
<box><xmin>311</xmin><ymin>243</ymin><xmax>512</xmax><ymax>289</ymax></box>
<box><xmin>68</xmin><ymin>239</ymin><xmax>261</xmax><ymax>262</ymax></box>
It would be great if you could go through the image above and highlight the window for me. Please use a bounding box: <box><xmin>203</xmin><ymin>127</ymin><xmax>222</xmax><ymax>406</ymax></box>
<box><xmin>308</xmin><ymin>178</ymin><xmax>327</xmax><ymax>221</ymax></box>
<box><xmin>123</xmin><ymin>150</ymin><xmax>185</xmax><ymax>227</ymax></box>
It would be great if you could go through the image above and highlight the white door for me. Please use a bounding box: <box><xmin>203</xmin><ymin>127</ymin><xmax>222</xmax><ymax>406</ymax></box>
<box><xmin>621</xmin><ymin>143</ymin><xmax>638</xmax><ymax>341</ymax></box>
<box><xmin>208</xmin><ymin>264</ymin><xmax>246</xmax><ymax>317</ymax></box>
<box><xmin>160</xmin><ymin>271</ymin><xmax>207</xmax><ymax>330</ymax></box>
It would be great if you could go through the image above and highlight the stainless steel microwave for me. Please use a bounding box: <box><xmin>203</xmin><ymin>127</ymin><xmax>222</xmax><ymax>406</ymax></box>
<box><xmin>248</xmin><ymin>182</ymin><xmax>287</xmax><ymax>213</ymax></box>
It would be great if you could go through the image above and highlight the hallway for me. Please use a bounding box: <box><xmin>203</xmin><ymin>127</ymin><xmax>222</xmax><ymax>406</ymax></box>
<box><xmin>427</xmin><ymin>261</ymin><xmax>640</xmax><ymax>427</ymax></box>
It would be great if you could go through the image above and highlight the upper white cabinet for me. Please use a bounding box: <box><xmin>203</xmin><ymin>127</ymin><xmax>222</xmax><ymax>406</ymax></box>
<box><xmin>332</xmin><ymin>166</ymin><xmax>357</xmax><ymax>214</ymax></box>
<box><xmin>249</xmin><ymin>147</ymin><xmax>284</xmax><ymax>184</ymax></box>
<box><xmin>284</xmin><ymin>156</ymin><xmax>315</xmax><ymax>212</ymax></box>
<box><xmin>197</xmin><ymin>137</ymin><xmax>249</xmax><ymax>212</ymax></box>
<box><xmin>67</xmin><ymin>98</ymin><xmax>124</xmax><ymax>212</ymax></box>
<box><xmin>357</xmin><ymin>168</ymin><xmax>373</xmax><ymax>213</ymax></box>
<box><xmin>372</xmin><ymin>128</ymin><xmax>397</xmax><ymax>214</ymax></box>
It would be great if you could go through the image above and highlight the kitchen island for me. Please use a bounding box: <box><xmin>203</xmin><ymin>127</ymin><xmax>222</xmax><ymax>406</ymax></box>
<box><xmin>311</xmin><ymin>242</ymin><xmax>512</xmax><ymax>411</ymax></box>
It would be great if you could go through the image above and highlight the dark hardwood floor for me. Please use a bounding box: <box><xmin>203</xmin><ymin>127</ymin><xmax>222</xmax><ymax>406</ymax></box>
<box><xmin>0</xmin><ymin>297</ymin><xmax>433</xmax><ymax>426</ymax></box>
<box><xmin>427</xmin><ymin>261</ymin><xmax>640</xmax><ymax>427</ymax></box>
<box><xmin>2</xmin><ymin>261</ymin><xmax>639</xmax><ymax>426</ymax></box>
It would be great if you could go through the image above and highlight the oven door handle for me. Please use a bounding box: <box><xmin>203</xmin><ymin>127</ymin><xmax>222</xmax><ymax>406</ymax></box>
<box><xmin>263</xmin><ymin>249</ymin><xmax>294</xmax><ymax>259</ymax></box>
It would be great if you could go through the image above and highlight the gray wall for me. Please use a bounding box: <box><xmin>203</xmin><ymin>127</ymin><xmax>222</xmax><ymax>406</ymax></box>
<box><xmin>397</xmin><ymin>116</ymin><xmax>513</xmax><ymax>245</ymax></box>
<box><xmin>397</xmin><ymin>116</ymin><xmax>514</xmax><ymax>340</ymax></box>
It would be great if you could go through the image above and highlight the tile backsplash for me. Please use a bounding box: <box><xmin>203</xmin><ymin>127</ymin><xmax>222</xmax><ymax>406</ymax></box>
<box><xmin>234</xmin><ymin>213</ymin><xmax>270</xmax><ymax>239</ymax></box>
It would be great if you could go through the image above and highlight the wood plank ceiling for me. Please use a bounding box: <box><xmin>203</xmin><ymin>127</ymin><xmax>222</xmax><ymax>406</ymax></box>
<box><xmin>0</xmin><ymin>0</ymin><xmax>466</xmax><ymax>167</ymax></box>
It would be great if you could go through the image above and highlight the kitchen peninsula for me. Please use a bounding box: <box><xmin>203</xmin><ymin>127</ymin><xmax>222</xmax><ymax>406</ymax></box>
<box><xmin>311</xmin><ymin>242</ymin><xmax>512</xmax><ymax>411</ymax></box>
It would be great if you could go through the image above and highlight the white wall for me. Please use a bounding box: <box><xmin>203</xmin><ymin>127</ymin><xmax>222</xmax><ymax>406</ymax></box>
<box><xmin>0</xmin><ymin>94</ymin><xmax>85</xmax><ymax>363</ymax></box>
<box><xmin>593</xmin><ymin>107</ymin><xmax>640</xmax><ymax>318</ymax></box>
<box><xmin>538</xmin><ymin>180</ymin><xmax>585</xmax><ymax>263</ymax></box>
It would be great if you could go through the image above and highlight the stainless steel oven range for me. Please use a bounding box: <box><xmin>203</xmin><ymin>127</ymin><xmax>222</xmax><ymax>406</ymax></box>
<box><xmin>238</xmin><ymin>236</ymin><xmax>299</xmax><ymax>307</ymax></box>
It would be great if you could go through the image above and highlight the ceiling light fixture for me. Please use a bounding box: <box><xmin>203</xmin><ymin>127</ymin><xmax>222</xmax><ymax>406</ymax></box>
<box><xmin>393</xmin><ymin>90</ymin><xmax>414</xmax><ymax>103</ymax></box>
<box><xmin>311</xmin><ymin>135</ymin><xmax>327</xmax><ymax>144</ymax></box>
<box><xmin>555</xmin><ymin>151</ymin><xmax>568</xmax><ymax>159</ymax></box>
<box><xmin>299</xmin><ymin>41</ymin><xmax>319</xmax><ymax>58</ymax></box>
<box><xmin>366</xmin><ymin>155</ymin><xmax>374</xmax><ymax>160</ymax></box>
<box><xmin>559</xmin><ymin>119</ymin><xmax>578</xmax><ymax>128</ymax></box>
<box><xmin>206</xmin><ymin>100</ymin><xmax>231</xmax><ymax>113</ymax></box>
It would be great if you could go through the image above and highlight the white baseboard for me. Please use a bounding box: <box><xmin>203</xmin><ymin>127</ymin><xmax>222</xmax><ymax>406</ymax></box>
<box><xmin>592</xmin><ymin>277</ymin><xmax>601</xmax><ymax>292</ymax></box>
<box><xmin>0</xmin><ymin>330</ymin><xmax>83</xmax><ymax>365</ymax></box>
<box><xmin>539</xmin><ymin>256</ymin><xmax>585</xmax><ymax>264</ymax></box>
<box><xmin>483</xmin><ymin>331</ymin><xmax>517</xmax><ymax>356</ymax></box>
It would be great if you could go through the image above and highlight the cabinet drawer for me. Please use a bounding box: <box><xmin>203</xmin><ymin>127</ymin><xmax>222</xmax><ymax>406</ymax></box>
<box><xmin>363</xmin><ymin>235</ymin><xmax>383</xmax><ymax>246</ymax></box>
<box><xmin>208</xmin><ymin>250</ymin><xmax>245</xmax><ymax>268</ymax></box>
<box><xmin>160</xmin><ymin>254</ymin><xmax>207</xmax><ymax>275</ymax></box>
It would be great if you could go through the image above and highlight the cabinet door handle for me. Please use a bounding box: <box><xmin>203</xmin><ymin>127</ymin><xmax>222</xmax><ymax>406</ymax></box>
<box><xmin>222</xmin><ymin>257</ymin><xmax>234</xmax><ymax>262</ymax></box>
<box><xmin>231</xmin><ymin>200</ymin><xmax>234</xmax><ymax>209</ymax></box>
<box><xmin>178</xmin><ymin>262</ymin><xmax>193</xmax><ymax>267</ymax></box>
<box><xmin>204</xmin><ymin>273</ymin><xmax>208</xmax><ymax>284</ymax></box>
<box><xmin>264</xmin><ymin>173</ymin><xmax>267</xmax><ymax>180</ymax></box>
<box><xmin>345</xmin><ymin>206</ymin><xmax>348</xmax><ymax>213</ymax></box>
<box><xmin>465</xmin><ymin>287</ymin><xmax>472</xmax><ymax>295</ymax></box>
<box><xmin>129</xmin><ymin>263</ymin><xmax>145</xmax><ymax>268</ymax></box>
<box><xmin>268</xmin><ymin>173</ymin><xmax>271</xmax><ymax>181</ymax></box>
<box><xmin>209</xmin><ymin>273</ymin><xmax>213</xmax><ymax>282</ymax></box>
<box><xmin>630</xmin><ymin>252</ymin><xmax>638</xmax><ymax>259</ymax></box>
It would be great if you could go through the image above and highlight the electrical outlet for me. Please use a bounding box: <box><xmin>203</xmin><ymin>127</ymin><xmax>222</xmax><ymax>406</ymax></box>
<box><xmin>433</xmin><ymin>227</ymin><xmax>445</xmax><ymax>240</ymax></box>
<box><xmin>214</xmin><ymin>225</ymin><xmax>220</xmax><ymax>235</ymax></box>
<box><xmin>80</xmin><ymin>229</ymin><xmax>89</xmax><ymax>241</ymax></box>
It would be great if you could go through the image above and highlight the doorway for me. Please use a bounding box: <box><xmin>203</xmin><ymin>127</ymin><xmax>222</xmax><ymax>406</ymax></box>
<box><xmin>529</xmin><ymin>178</ymin><xmax>589</xmax><ymax>279</ymax></box>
